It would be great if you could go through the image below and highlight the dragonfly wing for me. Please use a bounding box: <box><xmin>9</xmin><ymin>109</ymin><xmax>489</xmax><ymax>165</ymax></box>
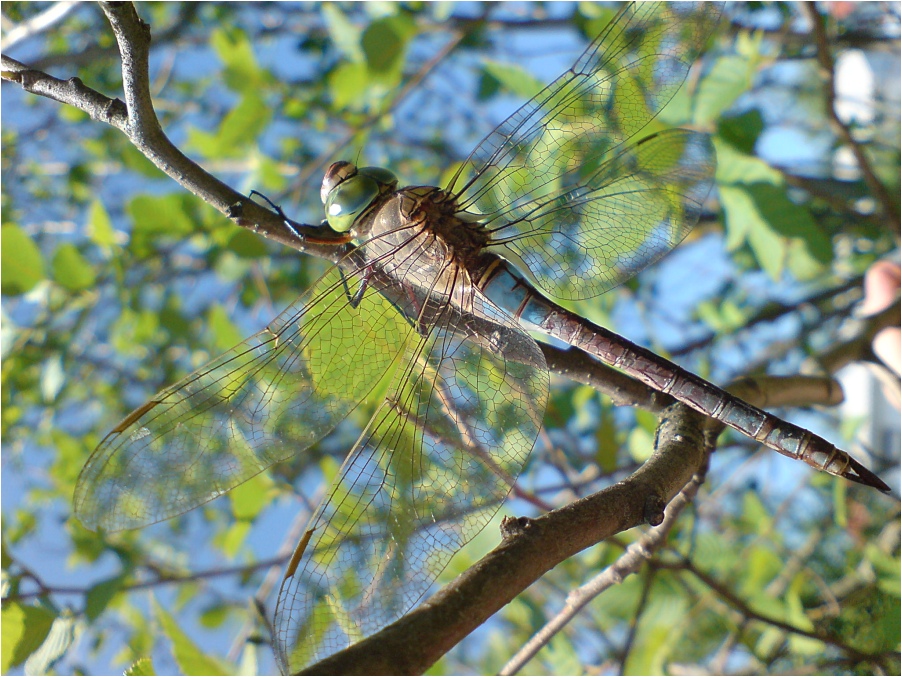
<box><xmin>446</xmin><ymin>2</ymin><xmax>721</xmax><ymax>298</ymax></box>
<box><xmin>273</xmin><ymin>283</ymin><xmax>547</xmax><ymax>673</ymax></box>
<box><xmin>74</xmin><ymin>259</ymin><xmax>417</xmax><ymax>532</ymax></box>
<box><xmin>495</xmin><ymin>129</ymin><xmax>715</xmax><ymax>300</ymax></box>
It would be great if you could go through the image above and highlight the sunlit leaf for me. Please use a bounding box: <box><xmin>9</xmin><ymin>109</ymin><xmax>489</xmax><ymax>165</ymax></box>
<box><xmin>1</xmin><ymin>603</ymin><xmax>56</xmax><ymax>672</ymax></box>
<box><xmin>88</xmin><ymin>199</ymin><xmax>117</xmax><ymax>248</ymax></box>
<box><xmin>128</xmin><ymin>194</ymin><xmax>196</xmax><ymax>256</ymax></box>
<box><xmin>322</xmin><ymin>4</ymin><xmax>364</xmax><ymax>63</ymax></box>
<box><xmin>52</xmin><ymin>243</ymin><xmax>96</xmax><ymax>291</ymax></box>
<box><xmin>187</xmin><ymin>93</ymin><xmax>272</xmax><ymax>159</ymax></box>
<box><xmin>211</xmin><ymin>26</ymin><xmax>270</xmax><ymax>93</ymax></box>
<box><xmin>206</xmin><ymin>304</ymin><xmax>244</xmax><ymax>353</ymax></box>
<box><xmin>125</xmin><ymin>657</ymin><xmax>156</xmax><ymax>676</ymax></box>
<box><xmin>328</xmin><ymin>61</ymin><xmax>370</xmax><ymax>110</ymax></box>
<box><xmin>229</xmin><ymin>471</ymin><xmax>275</xmax><ymax>522</ymax></box>
<box><xmin>23</xmin><ymin>612</ymin><xmax>77</xmax><ymax>675</ymax></box>
<box><xmin>154</xmin><ymin>598</ymin><xmax>234</xmax><ymax>676</ymax></box>
<box><xmin>1</xmin><ymin>224</ymin><xmax>44</xmax><ymax>295</ymax></box>
<box><xmin>479</xmin><ymin>61</ymin><xmax>545</xmax><ymax>101</ymax></box>
<box><xmin>695</xmin><ymin>53</ymin><xmax>758</xmax><ymax>124</ymax></box>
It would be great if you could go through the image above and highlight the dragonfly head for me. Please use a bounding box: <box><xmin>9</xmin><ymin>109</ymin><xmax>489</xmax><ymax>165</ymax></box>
<box><xmin>321</xmin><ymin>161</ymin><xmax>398</xmax><ymax>234</ymax></box>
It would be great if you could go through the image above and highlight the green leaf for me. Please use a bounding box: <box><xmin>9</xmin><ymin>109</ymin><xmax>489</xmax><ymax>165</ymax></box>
<box><xmin>1</xmin><ymin>603</ymin><xmax>56</xmax><ymax>672</ymax></box>
<box><xmin>720</xmin><ymin>181</ymin><xmax>832</xmax><ymax>281</ymax></box>
<box><xmin>52</xmin><ymin>243</ymin><xmax>96</xmax><ymax>291</ymax></box>
<box><xmin>207</xmin><ymin>304</ymin><xmax>244</xmax><ymax>353</ymax></box>
<box><xmin>210</xmin><ymin>27</ymin><xmax>269</xmax><ymax>93</ymax></box>
<box><xmin>127</xmin><ymin>194</ymin><xmax>197</xmax><ymax>256</ymax></box>
<box><xmin>88</xmin><ymin>199</ymin><xmax>117</xmax><ymax>248</ymax></box>
<box><xmin>627</xmin><ymin>425</ymin><xmax>654</xmax><ymax>463</ymax></box>
<box><xmin>120</xmin><ymin>143</ymin><xmax>166</xmax><ymax>178</ymax></box>
<box><xmin>125</xmin><ymin>657</ymin><xmax>156</xmax><ymax>676</ymax></box>
<box><xmin>85</xmin><ymin>576</ymin><xmax>125</xmax><ymax>621</ymax></box>
<box><xmin>110</xmin><ymin>307</ymin><xmax>162</xmax><ymax>357</ymax></box>
<box><xmin>362</xmin><ymin>16</ymin><xmax>414</xmax><ymax>77</ymax></box>
<box><xmin>714</xmin><ymin>138</ymin><xmax>783</xmax><ymax>186</ymax></box>
<box><xmin>154</xmin><ymin>598</ymin><xmax>234</xmax><ymax>676</ymax></box>
<box><xmin>543</xmin><ymin>633</ymin><xmax>583</xmax><ymax>675</ymax></box>
<box><xmin>478</xmin><ymin>61</ymin><xmax>545</xmax><ymax>101</ymax></box>
<box><xmin>219</xmin><ymin>520</ymin><xmax>251</xmax><ymax>559</ymax></box>
<box><xmin>696</xmin><ymin>299</ymin><xmax>748</xmax><ymax>333</ymax></box>
<box><xmin>1</xmin><ymin>223</ymin><xmax>45</xmax><ymax>295</ymax></box>
<box><xmin>198</xmin><ymin>603</ymin><xmax>231</xmax><ymax>629</ymax></box>
<box><xmin>23</xmin><ymin>612</ymin><xmax>77</xmax><ymax>675</ymax></box>
<box><xmin>718</xmin><ymin>109</ymin><xmax>765</xmax><ymax>154</ymax></box>
<box><xmin>738</xmin><ymin>545</ymin><xmax>782</xmax><ymax>597</ymax></box>
<box><xmin>695</xmin><ymin>53</ymin><xmax>759</xmax><ymax>124</ymax></box>
<box><xmin>719</xmin><ymin>184</ymin><xmax>785</xmax><ymax>279</ymax></box>
<box><xmin>739</xmin><ymin>491</ymin><xmax>773</xmax><ymax>535</ymax></box>
<box><xmin>255</xmin><ymin>153</ymin><xmax>289</xmax><ymax>193</ymax></box>
<box><xmin>623</xmin><ymin>596</ymin><xmax>687</xmax><ymax>675</ymax></box>
<box><xmin>745</xmin><ymin>183</ymin><xmax>833</xmax><ymax>271</ymax></box>
<box><xmin>227</xmin><ymin>228</ymin><xmax>269</xmax><ymax>258</ymax></box>
<box><xmin>322</xmin><ymin>4</ymin><xmax>364</xmax><ymax>63</ymax></box>
<box><xmin>328</xmin><ymin>61</ymin><xmax>370</xmax><ymax>110</ymax></box>
<box><xmin>229</xmin><ymin>471</ymin><xmax>275</xmax><ymax>522</ymax></box>
<box><xmin>187</xmin><ymin>93</ymin><xmax>271</xmax><ymax>159</ymax></box>
<box><xmin>866</xmin><ymin>543</ymin><xmax>902</xmax><ymax>596</ymax></box>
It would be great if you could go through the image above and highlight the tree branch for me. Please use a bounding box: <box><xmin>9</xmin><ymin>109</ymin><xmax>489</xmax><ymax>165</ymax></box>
<box><xmin>1</xmin><ymin>54</ymin><xmax>128</xmax><ymax>126</ymax></box>
<box><xmin>661</xmin><ymin>558</ymin><xmax>894</xmax><ymax>668</ymax></box>
<box><xmin>2</xmin><ymin>1</ymin><xmax>82</xmax><ymax>50</ymax></box>
<box><xmin>2</xmin><ymin>2</ymin><xmax>345</xmax><ymax>258</ymax></box>
<box><xmin>805</xmin><ymin>3</ymin><xmax>900</xmax><ymax>232</ymax></box>
<box><xmin>499</xmin><ymin>451</ymin><xmax>709</xmax><ymax>675</ymax></box>
<box><xmin>301</xmin><ymin>403</ymin><xmax>713</xmax><ymax>675</ymax></box>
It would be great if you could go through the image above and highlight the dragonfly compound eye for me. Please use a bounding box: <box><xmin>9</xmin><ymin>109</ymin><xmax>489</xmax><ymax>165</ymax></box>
<box><xmin>320</xmin><ymin>161</ymin><xmax>357</xmax><ymax>204</ymax></box>
<box><xmin>323</xmin><ymin>166</ymin><xmax>398</xmax><ymax>233</ymax></box>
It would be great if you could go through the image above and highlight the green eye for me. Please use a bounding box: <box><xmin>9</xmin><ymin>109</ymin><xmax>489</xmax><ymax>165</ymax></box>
<box><xmin>324</xmin><ymin>175</ymin><xmax>379</xmax><ymax>233</ymax></box>
<box><xmin>322</xmin><ymin>166</ymin><xmax>398</xmax><ymax>233</ymax></box>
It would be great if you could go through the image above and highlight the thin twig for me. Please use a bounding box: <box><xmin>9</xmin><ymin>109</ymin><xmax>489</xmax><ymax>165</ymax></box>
<box><xmin>660</xmin><ymin>558</ymin><xmax>893</xmax><ymax>669</ymax></box>
<box><xmin>500</xmin><ymin>454</ymin><xmax>709</xmax><ymax>675</ymax></box>
<box><xmin>2</xmin><ymin>3</ymin><xmax>344</xmax><ymax>258</ymax></box>
<box><xmin>2</xmin><ymin>1</ymin><xmax>82</xmax><ymax>50</ymax></box>
<box><xmin>2</xmin><ymin>555</ymin><xmax>287</xmax><ymax>605</ymax></box>
<box><xmin>804</xmin><ymin>3</ymin><xmax>899</xmax><ymax>232</ymax></box>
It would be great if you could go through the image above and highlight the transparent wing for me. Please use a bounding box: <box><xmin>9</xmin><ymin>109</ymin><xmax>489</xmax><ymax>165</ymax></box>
<box><xmin>272</xmin><ymin>282</ymin><xmax>547</xmax><ymax>673</ymax></box>
<box><xmin>74</xmin><ymin>259</ymin><xmax>417</xmax><ymax>532</ymax></box>
<box><xmin>496</xmin><ymin>129</ymin><xmax>715</xmax><ymax>300</ymax></box>
<box><xmin>446</xmin><ymin>2</ymin><xmax>721</xmax><ymax>300</ymax></box>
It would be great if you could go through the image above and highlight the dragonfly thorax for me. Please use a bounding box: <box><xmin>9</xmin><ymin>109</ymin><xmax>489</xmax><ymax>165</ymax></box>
<box><xmin>322</xmin><ymin>161</ymin><xmax>493</xmax><ymax>272</ymax></box>
<box><xmin>396</xmin><ymin>186</ymin><xmax>492</xmax><ymax>261</ymax></box>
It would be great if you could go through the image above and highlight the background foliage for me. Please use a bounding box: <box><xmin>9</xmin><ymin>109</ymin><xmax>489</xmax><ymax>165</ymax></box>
<box><xmin>2</xmin><ymin>2</ymin><xmax>899</xmax><ymax>675</ymax></box>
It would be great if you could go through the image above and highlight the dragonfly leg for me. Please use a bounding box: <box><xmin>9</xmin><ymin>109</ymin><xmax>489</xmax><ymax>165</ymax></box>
<box><xmin>247</xmin><ymin>189</ymin><xmax>301</xmax><ymax>239</ymax></box>
<box><xmin>337</xmin><ymin>264</ymin><xmax>369</xmax><ymax>309</ymax></box>
<box><xmin>338</xmin><ymin>264</ymin><xmax>428</xmax><ymax>336</ymax></box>
<box><xmin>401</xmin><ymin>280</ymin><xmax>430</xmax><ymax>337</ymax></box>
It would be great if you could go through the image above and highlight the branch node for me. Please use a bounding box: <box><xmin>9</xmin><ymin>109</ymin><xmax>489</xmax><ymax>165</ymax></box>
<box><xmin>643</xmin><ymin>496</ymin><xmax>667</xmax><ymax>527</ymax></box>
<box><xmin>500</xmin><ymin>515</ymin><xmax>534</xmax><ymax>541</ymax></box>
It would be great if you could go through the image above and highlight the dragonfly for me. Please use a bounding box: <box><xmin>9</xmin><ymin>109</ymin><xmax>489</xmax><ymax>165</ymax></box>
<box><xmin>73</xmin><ymin>2</ymin><xmax>889</xmax><ymax>673</ymax></box>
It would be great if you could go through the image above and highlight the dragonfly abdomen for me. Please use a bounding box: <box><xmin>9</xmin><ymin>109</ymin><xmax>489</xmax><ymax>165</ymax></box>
<box><xmin>555</xmin><ymin>308</ymin><xmax>889</xmax><ymax>491</ymax></box>
<box><xmin>478</xmin><ymin>258</ymin><xmax>889</xmax><ymax>492</ymax></box>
